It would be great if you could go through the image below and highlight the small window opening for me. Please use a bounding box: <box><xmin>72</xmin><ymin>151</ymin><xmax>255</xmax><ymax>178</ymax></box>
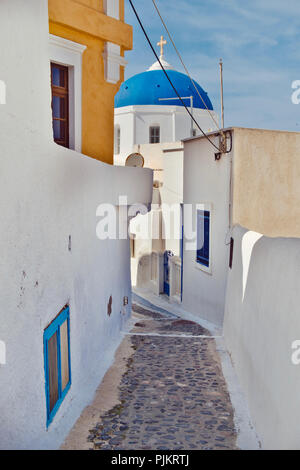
<box><xmin>44</xmin><ymin>306</ymin><xmax>71</xmax><ymax>426</ymax></box>
<box><xmin>149</xmin><ymin>126</ymin><xmax>160</xmax><ymax>144</ymax></box>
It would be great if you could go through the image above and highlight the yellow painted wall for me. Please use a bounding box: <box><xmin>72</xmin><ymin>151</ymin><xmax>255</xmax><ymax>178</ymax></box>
<box><xmin>232</xmin><ymin>127</ymin><xmax>300</xmax><ymax>237</ymax></box>
<box><xmin>49</xmin><ymin>0</ymin><xmax>132</xmax><ymax>164</ymax></box>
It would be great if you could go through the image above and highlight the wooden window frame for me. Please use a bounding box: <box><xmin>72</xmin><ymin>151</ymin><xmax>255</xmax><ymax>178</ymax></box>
<box><xmin>149</xmin><ymin>125</ymin><xmax>160</xmax><ymax>144</ymax></box>
<box><xmin>43</xmin><ymin>305</ymin><xmax>71</xmax><ymax>427</ymax></box>
<box><xmin>196</xmin><ymin>209</ymin><xmax>210</xmax><ymax>268</ymax></box>
<box><xmin>51</xmin><ymin>63</ymin><xmax>69</xmax><ymax>148</ymax></box>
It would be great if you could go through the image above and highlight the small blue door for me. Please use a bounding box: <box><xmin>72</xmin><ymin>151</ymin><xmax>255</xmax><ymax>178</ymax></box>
<box><xmin>164</xmin><ymin>251</ymin><xmax>173</xmax><ymax>296</ymax></box>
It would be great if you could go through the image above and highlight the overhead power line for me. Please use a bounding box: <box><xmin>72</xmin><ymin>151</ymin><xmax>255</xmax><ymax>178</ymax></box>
<box><xmin>128</xmin><ymin>0</ymin><xmax>222</xmax><ymax>153</ymax></box>
<box><xmin>151</xmin><ymin>0</ymin><xmax>220</xmax><ymax>131</ymax></box>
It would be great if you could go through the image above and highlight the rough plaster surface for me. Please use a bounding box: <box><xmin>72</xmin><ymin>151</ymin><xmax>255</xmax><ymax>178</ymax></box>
<box><xmin>181</xmin><ymin>134</ymin><xmax>231</xmax><ymax>326</ymax></box>
<box><xmin>233</xmin><ymin>128</ymin><xmax>300</xmax><ymax>238</ymax></box>
<box><xmin>215</xmin><ymin>338</ymin><xmax>261</xmax><ymax>450</ymax></box>
<box><xmin>0</xmin><ymin>0</ymin><xmax>152</xmax><ymax>449</ymax></box>
<box><xmin>224</xmin><ymin>225</ymin><xmax>300</xmax><ymax>449</ymax></box>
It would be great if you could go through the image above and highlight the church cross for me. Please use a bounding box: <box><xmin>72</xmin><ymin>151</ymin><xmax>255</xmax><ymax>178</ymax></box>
<box><xmin>157</xmin><ymin>35</ymin><xmax>167</xmax><ymax>58</ymax></box>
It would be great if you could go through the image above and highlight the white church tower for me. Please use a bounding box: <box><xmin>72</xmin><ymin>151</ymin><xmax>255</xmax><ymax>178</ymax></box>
<box><xmin>113</xmin><ymin>37</ymin><xmax>218</xmax><ymax>299</ymax></box>
<box><xmin>114</xmin><ymin>36</ymin><xmax>218</xmax><ymax>165</ymax></box>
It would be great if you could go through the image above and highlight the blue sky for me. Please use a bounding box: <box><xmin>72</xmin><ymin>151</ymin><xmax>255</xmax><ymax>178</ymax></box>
<box><xmin>124</xmin><ymin>0</ymin><xmax>300</xmax><ymax>131</ymax></box>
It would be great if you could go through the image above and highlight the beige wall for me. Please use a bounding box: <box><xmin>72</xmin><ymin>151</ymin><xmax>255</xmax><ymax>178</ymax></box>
<box><xmin>232</xmin><ymin>128</ymin><xmax>300</xmax><ymax>238</ymax></box>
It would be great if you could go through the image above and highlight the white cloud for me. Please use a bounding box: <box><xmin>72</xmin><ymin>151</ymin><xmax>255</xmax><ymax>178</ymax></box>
<box><xmin>124</xmin><ymin>0</ymin><xmax>300</xmax><ymax>131</ymax></box>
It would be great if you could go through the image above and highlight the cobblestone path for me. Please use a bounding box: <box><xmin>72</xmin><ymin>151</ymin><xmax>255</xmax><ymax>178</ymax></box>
<box><xmin>88</xmin><ymin>304</ymin><xmax>237</xmax><ymax>450</ymax></box>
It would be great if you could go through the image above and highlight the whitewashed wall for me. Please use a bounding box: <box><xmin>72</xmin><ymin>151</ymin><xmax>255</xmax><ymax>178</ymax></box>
<box><xmin>0</xmin><ymin>0</ymin><xmax>152</xmax><ymax>449</ymax></box>
<box><xmin>162</xmin><ymin>147</ymin><xmax>183</xmax><ymax>257</ymax></box>
<box><xmin>114</xmin><ymin>110</ymin><xmax>135</xmax><ymax>163</ymax></box>
<box><xmin>103</xmin><ymin>0</ymin><xmax>120</xmax><ymax>19</ymax></box>
<box><xmin>182</xmin><ymin>136</ymin><xmax>231</xmax><ymax>326</ymax></box>
<box><xmin>127</xmin><ymin>143</ymin><xmax>183</xmax><ymax>289</ymax></box>
<box><xmin>174</xmin><ymin>109</ymin><xmax>217</xmax><ymax>139</ymax></box>
<box><xmin>224</xmin><ymin>225</ymin><xmax>300</xmax><ymax>449</ymax></box>
<box><xmin>114</xmin><ymin>105</ymin><xmax>218</xmax><ymax>165</ymax></box>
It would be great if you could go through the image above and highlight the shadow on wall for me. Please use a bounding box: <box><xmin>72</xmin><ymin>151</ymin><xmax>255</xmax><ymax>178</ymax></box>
<box><xmin>136</xmin><ymin>254</ymin><xmax>152</xmax><ymax>288</ymax></box>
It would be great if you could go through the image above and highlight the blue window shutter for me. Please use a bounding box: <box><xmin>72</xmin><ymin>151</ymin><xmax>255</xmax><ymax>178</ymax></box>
<box><xmin>196</xmin><ymin>210</ymin><xmax>210</xmax><ymax>267</ymax></box>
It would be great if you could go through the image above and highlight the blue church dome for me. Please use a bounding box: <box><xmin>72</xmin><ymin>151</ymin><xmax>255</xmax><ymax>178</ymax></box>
<box><xmin>115</xmin><ymin>69</ymin><xmax>213</xmax><ymax>110</ymax></box>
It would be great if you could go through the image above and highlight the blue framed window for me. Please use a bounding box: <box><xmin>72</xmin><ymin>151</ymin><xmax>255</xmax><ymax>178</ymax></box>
<box><xmin>196</xmin><ymin>210</ymin><xmax>210</xmax><ymax>268</ymax></box>
<box><xmin>43</xmin><ymin>306</ymin><xmax>71</xmax><ymax>427</ymax></box>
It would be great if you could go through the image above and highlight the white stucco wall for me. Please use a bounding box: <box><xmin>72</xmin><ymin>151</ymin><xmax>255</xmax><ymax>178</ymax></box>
<box><xmin>114</xmin><ymin>105</ymin><xmax>218</xmax><ymax>165</ymax></box>
<box><xmin>162</xmin><ymin>147</ymin><xmax>183</xmax><ymax>206</ymax></box>
<box><xmin>162</xmin><ymin>147</ymin><xmax>183</xmax><ymax>256</ymax></box>
<box><xmin>0</xmin><ymin>0</ymin><xmax>152</xmax><ymax>449</ymax></box>
<box><xmin>182</xmin><ymin>136</ymin><xmax>232</xmax><ymax>326</ymax></box>
<box><xmin>224</xmin><ymin>225</ymin><xmax>300</xmax><ymax>449</ymax></box>
<box><xmin>127</xmin><ymin>143</ymin><xmax>183</xmax><ymax>289</ymax></box>
<box><xmin>232</xmin><ymin>127</ymin><xmax>300</xmax><ymax>238</ymax></box>
<box><xmin>174</xmin><ymin>108</ymin><xmax>217</xmax><ymax>139</ymax></box>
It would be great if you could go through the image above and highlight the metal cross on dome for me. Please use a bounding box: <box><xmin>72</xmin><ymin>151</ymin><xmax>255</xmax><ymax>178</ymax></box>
<box><xmin>157</xmin><ymin>35</ymin><xmax>167</xmax><ymax>58</ymax></box>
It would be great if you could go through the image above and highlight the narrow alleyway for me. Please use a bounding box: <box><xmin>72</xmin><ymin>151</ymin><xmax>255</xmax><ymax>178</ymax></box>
<box><xmin>72</xmin><ymin>303</ymin><xmax>238</xmax><ymax>450</ymax></box>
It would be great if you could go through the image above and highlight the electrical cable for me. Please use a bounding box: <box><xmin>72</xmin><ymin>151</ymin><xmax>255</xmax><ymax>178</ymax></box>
<box><xmin>128</xmin><ymin>0</ymin><xmax>222</xmax><ymax>153</ymax></box>
<box><xmin>151</xmin><ymin>0</ymin><xmax>220</xmax><ymax>131</ymax></box>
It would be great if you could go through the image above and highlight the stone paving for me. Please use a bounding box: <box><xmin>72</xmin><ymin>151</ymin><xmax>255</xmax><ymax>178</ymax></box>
<box><xmin>88</xmin><ymin>304</ymin><xmax>238</xmax><ymax>450</ymax></box>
